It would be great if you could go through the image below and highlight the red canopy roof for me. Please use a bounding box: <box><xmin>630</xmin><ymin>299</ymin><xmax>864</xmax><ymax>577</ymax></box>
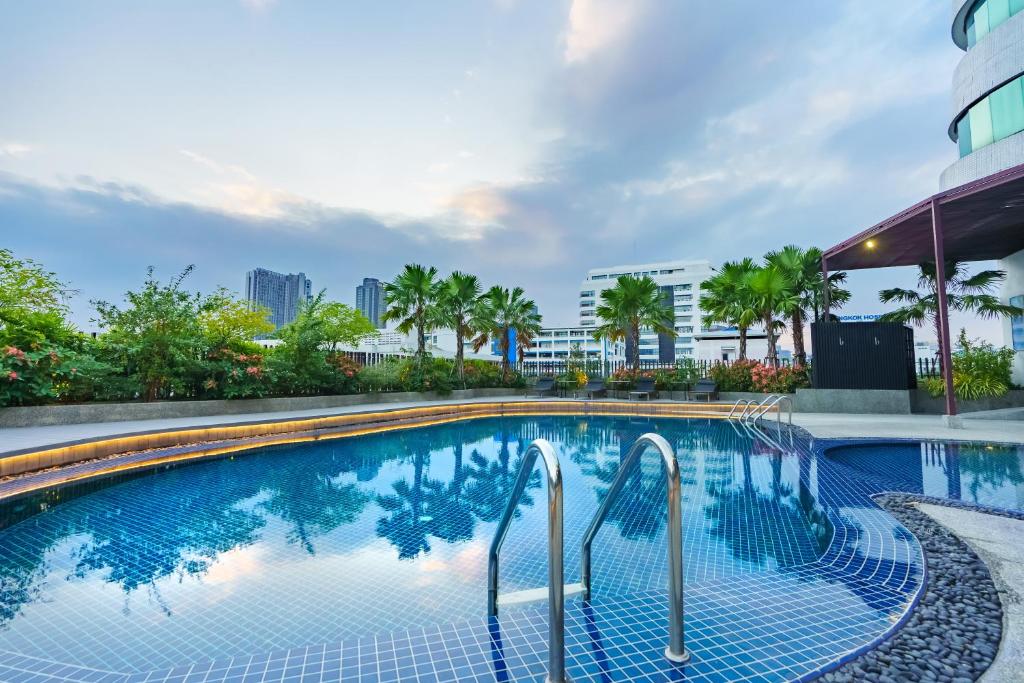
<box><xmin>824</xmin><ymin>162</ymin><xmax>1024</xmax><ymax>270</ymax></box>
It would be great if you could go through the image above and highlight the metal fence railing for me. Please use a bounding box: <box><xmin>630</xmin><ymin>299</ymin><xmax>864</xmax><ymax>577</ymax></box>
<box><xmin>916</xmin><ymin>357</ymin><xmax>942</xmax><ymax>378</ymax></box>
<box><xmin>516</xmin><ymin>357</ymin><xmax>793</xmax><ymax>379</ymax></box>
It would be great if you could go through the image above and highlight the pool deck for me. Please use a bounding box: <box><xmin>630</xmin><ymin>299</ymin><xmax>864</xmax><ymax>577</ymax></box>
<box><xmin>2</xmin><ymin>397</ymin><xmax>1023</xmax><ymax>457</ymax></box>
<box><xmin>916</xmin><ymin>504</ymin><xmax>1024</xmax><ymax>683</ymax></box>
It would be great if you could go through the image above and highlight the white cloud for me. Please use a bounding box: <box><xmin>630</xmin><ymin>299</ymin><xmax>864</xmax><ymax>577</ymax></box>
<box><xmin>240</xmin><ymin>0</ymin><xmax>277</xmax><ymax>11</ymax></box>
<box><xmin>622</xmin><ymin>0</ymin><xmax>953</xmax><ymax>206</ymax></box>
<box><xmin>0</xmin><ymin>142</ymin><xmax>32</xmax><ymax>158</ymax></box>
<box><xmin>563</xmin><ymin>0</ymin><xmax>646</xmax><ymax>64</ymax></box>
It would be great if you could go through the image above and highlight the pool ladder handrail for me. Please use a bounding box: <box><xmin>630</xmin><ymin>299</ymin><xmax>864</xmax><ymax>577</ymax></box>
<box><xmin>580</xmin><ymin>433</ymin><xmax>690</xmax><ymax>664</ymax></box>
<box><xmin>748</xmin><ymin>394</ymin><xmax>793</xmax><ymax>429</ymax></box>
<box><xmin>727</xmin><ymin>398</ymin><xmax>756</xmax><ymax>420</ymax></box>
<box><xmin>487</xmin><ymin>438</ymin><xmax>568</xmax><ymax>683</ymax></box>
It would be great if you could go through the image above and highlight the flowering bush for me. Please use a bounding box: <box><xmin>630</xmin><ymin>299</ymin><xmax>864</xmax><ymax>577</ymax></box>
<box><xmin>709</xmin><ymin>359</ymin><xmax>808</xmax><ymax>393</ymax></box>
<box><xmin>202</xmin><ymin>348</ymin><xmax>271</xmax><ymax>399</ymax></box>
<box><xmin>750</xmin><ymin>363</ymin><xmax>809</xmax><ymax>394</ymax></box>
<box><xmin>709</xmin><ymin>359</ymin><xmax>758</xmax><ymax>392</ymax></box>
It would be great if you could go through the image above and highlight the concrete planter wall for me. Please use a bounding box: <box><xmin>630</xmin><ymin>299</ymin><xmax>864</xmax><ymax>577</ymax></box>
<box><xmin>0</xmin><ymin>388</ymin><xmax>521</xmax><ymax>429</ymax></box>
<box><xmin>910</xmin><ymin>389</ymin><xmax>1024</xmax><ymax>415</ymax></box>
<box><xmin>794</xmin><ymin>389</ymin><xmax>913</xmax><ymax>414</ymax></box>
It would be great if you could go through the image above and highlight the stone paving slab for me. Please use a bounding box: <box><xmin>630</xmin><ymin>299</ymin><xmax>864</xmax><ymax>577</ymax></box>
<box><xmin>915</xmin><ymin>503</ymin><xmax>1024</xmax><ymax>683</ymax></box>
<box><xmin>793</xmin><ymin>413</ymin><xmax>1024</xmax><ymax>444</ymax></box>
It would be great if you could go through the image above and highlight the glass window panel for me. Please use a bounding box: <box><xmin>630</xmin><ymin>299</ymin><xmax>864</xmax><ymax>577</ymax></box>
<box><xmin>975</xmin><ymin>2</ymin><xmax>991</xmax><ymax>41</ymax></box>
<box><xmin>1012</xmin><ymin>0</ymin><xmax>1024</xmax><ymax>14</ymax></box>
<box><xmin>970</xmin><ymin>97</ymin><xmax>995</xmax><ymax>149</ymax></box>
<box><xmin>958</xmin><ymin>116</ymin><xmax>973</xmax><ymax>157</ymax></box>
<box><xmin>990</xmin><ymin>0</ymin><xmax>1011</xmax><ymax>26</ymax></box>
<box><xmin>967</xmin><ymin>16</ymin><xmax>977</xmax><ymax>47</ymax></box>
<box><xmin>989</xmin><ymin>78</ymin><xmax>1024</xmax><ymax>142</ymax></box>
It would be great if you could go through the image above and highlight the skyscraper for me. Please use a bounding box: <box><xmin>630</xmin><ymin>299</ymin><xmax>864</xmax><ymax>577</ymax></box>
<box><xmin>356</xmin><ymin>277</ymin><xmax>386</xmax><ymax>328</ymax></box>
<box><xmin>244</xmin><ymin>268</ymin><xmax>313</xmax><ymax>330</ymax></box>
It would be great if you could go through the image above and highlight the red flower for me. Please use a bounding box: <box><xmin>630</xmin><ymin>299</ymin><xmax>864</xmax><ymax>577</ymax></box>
<box><xmin>245</xmin><ymin>366</ymin><xmax>261</xmax><ymax>376</ymax></box>
<box><xmin>6</xmin><ymin>371</ymin><xmax>18</xmax><ymax>381</ymax></box>
<box><xmin>4</xmin><ymin>346</ymin><xmax>25</xmax><ymax>360</ymax></box>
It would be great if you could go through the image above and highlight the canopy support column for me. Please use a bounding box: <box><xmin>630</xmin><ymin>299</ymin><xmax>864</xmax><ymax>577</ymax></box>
<box><xmin>930</xmin><ymin>198</ymin><xmax>957</xmax><ymax>417</ymax></box>
<box><xmin>821</xmin><ymin>256</ymin><xmax>830</xmax><ymax>321</ymax></box>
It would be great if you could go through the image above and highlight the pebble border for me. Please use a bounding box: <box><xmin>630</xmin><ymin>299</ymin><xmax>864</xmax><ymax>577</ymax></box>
<box><xmin>820</xmin><ymin>493</ymin><xmax>1003</xmax><ymax>682</ymax></box>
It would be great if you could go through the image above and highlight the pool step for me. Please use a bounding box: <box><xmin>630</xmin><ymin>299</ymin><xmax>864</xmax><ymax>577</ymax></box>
<box><xmin>498</xmin><ymin>583</ymin><xmax>583</xmax><ymax>607</ymax></box>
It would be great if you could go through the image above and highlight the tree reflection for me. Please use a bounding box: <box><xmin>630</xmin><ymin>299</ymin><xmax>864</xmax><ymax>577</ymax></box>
<box><xmin>376</xmin><ymin>442</ymin><xmax>435</xmax><ymax>560</ymax></box>
<box><xmin>959</xmin><ymin>444</ymin><xmax>1024</xmax><ymax>504</ymax></box>
<box><xmin>464</xmin><ymin>433</ymin><xmax>541</xmax><ymax>523</ymax></box>
<box><xmin>705</xmin><ymin>452</ymin><xmax>817</xmax><ymax>568</ymax></box>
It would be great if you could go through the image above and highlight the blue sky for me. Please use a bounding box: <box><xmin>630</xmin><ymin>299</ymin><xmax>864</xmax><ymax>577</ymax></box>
<box><xmin>0</xmin><ymin>0</ymin><xmax>1001</xmax><ymax>342</ymax></box>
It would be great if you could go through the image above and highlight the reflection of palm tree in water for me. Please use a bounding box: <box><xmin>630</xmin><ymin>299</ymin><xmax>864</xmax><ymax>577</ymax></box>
<box><xmin>465</xmin><ymin>433</ymin><xmax>541</xmax><ymax>523</ymax></box>
<box><xmin>377</xmin><ymin>430</ymin><xmax>506</xmax><ymax>559</ymax></box>
<box><xmin>377</xmin><ymin>443</ymin><xmax>435</xmax><ymax>559</ymax></box>
<box><xmin>705</xmin><ymin>451</ymin><xmax>815</xmax><ymax>568</ymax></box>
<box><xmin>423</xmin><ymin>441</ymin><xmax>476</xmax><ymax>544</ymax></box>
<box><xmin>958</xmin><ymin>443</ymin><xmax>1024</xmax><ymax>504</ymax></box>
<box><xmin>262</xmin><ymin>470</ymin><xmax>370</xmax><ymax>556</ymax></box>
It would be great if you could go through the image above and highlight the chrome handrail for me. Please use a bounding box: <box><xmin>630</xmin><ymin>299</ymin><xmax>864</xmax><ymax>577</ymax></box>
<box><xmin>727</xmin><ymin>398</ymin><xmax>754</xmax><ymax>419</ymax></box>
<box><xmin>751</xmin><ymin>394</ymin><xmax>793</xmax><ymax>429</ymax></box>
<box><xmin>487</xmin><ymin>438</ymin><xmax>568</xmax><ymax>683</ymax></box>
<box><xmin>580</xmin><ymin>433</ymin><xmax>689</xmax><ymax>664</ymax></box>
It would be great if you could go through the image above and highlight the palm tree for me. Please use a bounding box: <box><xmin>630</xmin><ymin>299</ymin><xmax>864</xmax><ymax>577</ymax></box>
<box><xmin>879</xmin><ymin>260</ymin><xmax>1023</xmax><ymax>360</ymax></box>
<box><xmin>472</xmin><ymin>285</ymin><xmax>542</xmax><ymax>379</ymax></box>
<box><xmin>700</xmin><ymin>258</ymin><xmax>758</xmax><ymax>360</ymax></box>
<box><xmin>744</xmin><ymin>265</ymin><xmax>798</xmax><ymax>367</ymax></box>
<box><xmin>382</xmin><ymin>264</ymin><xmax>440</xmax><ymax>359</ymax></box>
<box><xmin>593</xmin><ymin>275</ymin><xmax>675</xmax><ymax>372</ymax></box>
<box><xmin>436</xmin><ymin>272</ymin><xmax>481</xmax><ymax>386</ymax></box>
<box><xmin>765</xmin><ymin>246</ymin><xmax>851</xmax><ymax>365</ymax></box>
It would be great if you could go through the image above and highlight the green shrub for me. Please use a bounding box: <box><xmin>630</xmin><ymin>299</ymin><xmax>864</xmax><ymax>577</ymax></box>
<box><xmin>398</xmin><ymin>356</ymin><xmax>455</xmax><ymax>394</ymax></box>
<box><xmin>924</xmin><ymin>330</ymin><xmax>1015</xmax><ymax>400</ymax></box>
<box><xmin>358</xmin><ymin>359</ymin><xmax>406</xmax><ymax>392</ymax></box>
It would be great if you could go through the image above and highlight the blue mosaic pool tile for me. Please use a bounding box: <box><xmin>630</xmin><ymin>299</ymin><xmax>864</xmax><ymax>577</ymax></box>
<box><xmin>8</xmin><ymin>415</ymin><xmax>1015</xmax><ymax>681</ymax></box>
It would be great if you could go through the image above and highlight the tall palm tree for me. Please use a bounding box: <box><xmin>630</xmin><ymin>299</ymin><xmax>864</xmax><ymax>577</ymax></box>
<box><xmin>879</xmin><ymin>260</ymin><xmax>1022</xmax><ymax>360</ymax></box>
<box><xmin>593</xmin><ymin>275</ymin><xmax>675</xmax><ymax>372</ymax></box>
<box><xmin>744</xmin><ymin>265</ymin><xmax>798</xmax><ymax>367</ymax></box>
<box><xmin>765</xmin><ymin>246</ymin><xmax>851</xmax><ymax>365</ymax></box>
<box><xmin>436</xmin><ymin>271</ymin><xmax>481</xmax><ymax>386</ymax></box>
<box><xmin>382</xmin><ymin>264</ymin><xmax>440</xmax><ymax>359</ymax></box>
<box><xmin>700</xmin><ymin>258</ymin><xmax>758</xmax><ymax>360</ymax></box>
<box><xmin>472</xmin><ymin>285</ymin><xmax>542</xmax><ymax>379</ymax></box>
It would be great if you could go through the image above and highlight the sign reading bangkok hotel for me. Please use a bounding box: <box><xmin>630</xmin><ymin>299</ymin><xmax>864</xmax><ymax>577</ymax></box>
<box><xmin>837</xmin><ymin>314</ymin><xmax>884</xmax><ymax>322</ymax></box>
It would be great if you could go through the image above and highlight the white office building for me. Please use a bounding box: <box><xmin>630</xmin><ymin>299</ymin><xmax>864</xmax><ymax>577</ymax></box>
<box><xmin>579</xmin><ymin>259</ymin><xmax>715</xmax><ymax>362</ymax></box>
<box><xmin>694</xmin><ymin>327</ymin><xmax>770</xmax><ymax>364</ymax></box>
<box><xmin>520</xmin><ymin>326</ymin><xmax>626</xmax><ymax>371</ymax></box>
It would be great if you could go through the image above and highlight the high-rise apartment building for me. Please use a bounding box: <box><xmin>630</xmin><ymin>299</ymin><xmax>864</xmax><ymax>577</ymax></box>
<box><xmin>244</xmin><ymin>268</ymin><xmax>313</xmax><ymax>330</ymax></box>
<box><xmin>579</xmin><ymin>259</ymin><xmax>715</xmax><ymax>361</ymax></box>
<box><xmin>356</xmin><ymin>278</ymin><xmax>386</xmax><ymax>328</ymax></box>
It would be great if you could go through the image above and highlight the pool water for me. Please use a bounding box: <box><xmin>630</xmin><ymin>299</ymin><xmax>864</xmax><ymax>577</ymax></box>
<box><xmin>827</xmin><ymin>441</ymin><xmax>1024</xmax><ymax>511</ymax></box>
<box><xmin>0</xmin><ymin>416</ymin><xmax>827</xmax><ymax>672</ymax></box>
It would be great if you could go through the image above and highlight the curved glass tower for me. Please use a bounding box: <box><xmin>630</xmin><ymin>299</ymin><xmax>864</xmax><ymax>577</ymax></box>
<box><xmin>941</xmin><ymin>0</ymin><xmax>1024</xmax><ymax>189</ymax></box>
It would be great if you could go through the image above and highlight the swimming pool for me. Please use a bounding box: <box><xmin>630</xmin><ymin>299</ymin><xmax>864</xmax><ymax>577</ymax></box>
<box><xmin>0</xmin><ymin>413</ymin><xmax>984</xmax><ymax>682</ymax></box>
<box><xmin>826</xmin><ymin>440</ymin><xmax>1024</xmax><ymax>511</ymax></box>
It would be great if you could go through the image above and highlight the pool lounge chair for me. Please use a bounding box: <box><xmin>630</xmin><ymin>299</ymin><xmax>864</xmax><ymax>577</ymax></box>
<box><xmin>629</xmin><ymin>377</ymin><xmax>657</xmax><ymax>401</ymax></box>
<box><xmin>526</xmin><ymin>376</ymin><xmax>556</xmax><ymax>397</ymax></box>
<box><xmin>691</xmin><ymin>378</ymin><xmax>718</xmax><ymax>402</ymax></box>
<box><xmin>582</xmin><ymin>379</ymin><xmax>607</xmax><ymax>399</ymax></box>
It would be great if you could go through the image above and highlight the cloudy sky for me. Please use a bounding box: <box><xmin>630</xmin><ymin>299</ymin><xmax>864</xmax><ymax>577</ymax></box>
<box><xmin>0</xmin><ymin>0</ymin><xmax>1001</xmax><ymax>341</ymax></box>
